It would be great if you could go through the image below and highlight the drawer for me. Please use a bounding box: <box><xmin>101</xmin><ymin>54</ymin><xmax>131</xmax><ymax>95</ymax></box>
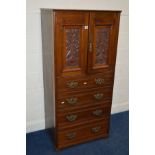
<box><xmin>57</xmin><ymin>87</ymin><xmax>113</xmax><ymax>111</ymax></box>
<box><xmin>57</xmin><ymin>119</ymin><xmax>109</xmax><ymax>148</ymax></box>
<box><xmin>57</xmin><ymin>105</ymin><xmax>110</xmax><ymax>129</ymax></box>
<box><xmin>56</xmin><ymin>73</ymin><xmax>114</xmax><ymax>92</ymax></box>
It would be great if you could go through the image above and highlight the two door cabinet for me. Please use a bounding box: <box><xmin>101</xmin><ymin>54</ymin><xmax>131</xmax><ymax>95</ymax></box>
<box><xmin>41</xmin><ymin>9</ymin><xmax>121</xmax><ymax>150</ymax></box>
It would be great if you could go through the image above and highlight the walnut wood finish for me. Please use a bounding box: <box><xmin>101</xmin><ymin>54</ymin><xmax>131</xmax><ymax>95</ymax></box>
<box><xmin>57</xmin><ymin>119</ymin><xmax>109</xmax><ymax>148</ymax></box>
<box><xmin>56</xmin><ymin>72</ymin><xmax>114</xmax><ymax>93</ymax></box>
<box><xmin>57</xmin><ymin>105</ymin><xmax>110</xmax><ymax>129</ymax></box>
<box><xmin>87</xmin><ymin>12</ymin><xmax>121</xmax><ymax>74</ymax></box>
<box><xmin>54</xmin><ymin>11</ymin><xmax>89</xmax><ymax>77</ymax></box>
<box><xmin>41</xmin><ymin>9</ymin><xmax>121</xmax><ymax>150</ymax></box>
<box><xmin>57</xmin><ymin>87</ymin><xmax>113</xmax><ymax>111</ymax></box>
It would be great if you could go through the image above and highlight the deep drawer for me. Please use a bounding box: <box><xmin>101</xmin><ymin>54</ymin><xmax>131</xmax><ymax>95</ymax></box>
<box><xmin>57</xmin><ymin>87</ymin><xmax>113</xmax><ymax>111</ymax></box>
<box><xmin>57</xmin><ymin>105</ymin><xmax>111</xmax><ymax>129</ymax></box>
<box><xmin>57</xmin><ymin>119</ymin><xmax>109</xmax><ymax>148</ymax></box>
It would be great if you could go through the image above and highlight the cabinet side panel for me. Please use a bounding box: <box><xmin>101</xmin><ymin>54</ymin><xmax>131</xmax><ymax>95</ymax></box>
<box><xmin>41</xmin><ymin>10</ymin><xmax>55</xmax><ymax>128</ymax></box>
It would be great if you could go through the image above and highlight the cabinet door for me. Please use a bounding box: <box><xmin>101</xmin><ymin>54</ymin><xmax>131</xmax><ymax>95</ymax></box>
<box><xmin>54</xmin><ymin>11</ymin><xmax>89</xmax><ymax>77</ymax></box>
<box><xmin>87</xmin><ymin>12</ymin><xmax>120</xmax><ymax>74</ymax></box>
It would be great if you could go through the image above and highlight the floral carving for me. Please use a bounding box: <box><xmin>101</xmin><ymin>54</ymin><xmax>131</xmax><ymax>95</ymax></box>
<box><xmin>65</xmin><ymin>29</ymin><xmax>80</xmax><ymax>67</ymax></box>
<box><xmin>95</xmin><ymin>27</ymin><xmax>110</xmax><ymax>65</ymax></box>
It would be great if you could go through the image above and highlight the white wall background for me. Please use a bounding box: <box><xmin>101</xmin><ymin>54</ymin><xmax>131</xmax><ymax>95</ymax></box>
<box><xmin>26</xmin><ymin>0</ymin><xmax>129</xmax><ymax>133</ymax></box>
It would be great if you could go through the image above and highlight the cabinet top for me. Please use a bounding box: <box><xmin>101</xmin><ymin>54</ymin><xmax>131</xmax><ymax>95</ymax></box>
<box><xmin>40</xmin><ymin>8</ymin><xmax>122</xmax><ymax>13</ymax></box>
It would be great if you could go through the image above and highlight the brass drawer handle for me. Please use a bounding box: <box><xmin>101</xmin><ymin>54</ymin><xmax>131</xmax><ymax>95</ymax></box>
<box><xmin>66</xmin><ymin>132</ymin><xmax>76</xmax><ymax>140</ymax></box>
<box><xmin>66</xmin><ymin>97</ymin><xmax>78</xmax><ymax>105</ymax></box>
<box><xmin>92</xmin><ymin>109</ymin><xmax>103</xmax><ymax>116</ymax></box>
<box><xmin>94</xmin><ymin>93</ymin><xmax>103</xmax><ymax>100</ymax></box>
<box><xmin>67</xmin><ymin>81</ymin><xmax>78</xmax><ymax>88</ymax></box>
<box><xmin>91</xmin><ymin>126</ymin><xmax>101</xmax><ymax>133</ymax></box>
<box><xmin>66</xmin><ymin>114</ymin><xmax>77</xmax><ymax>122</ymax></box>
<box><xmin>95</xmin><ymin>78</ymin><xmax>104</xmax><ymax>85</ymax></box>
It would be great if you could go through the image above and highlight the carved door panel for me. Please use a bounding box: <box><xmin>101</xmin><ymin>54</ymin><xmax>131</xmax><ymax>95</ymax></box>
<box><xmin>55</xmin><ymin>11</ymin><xmax>89</xmax><ymax>76</ymax></box>
<box><xmin>87</xmin><ymin>12</ymin><xmax>120</xmax><ymax>74</ymax></box>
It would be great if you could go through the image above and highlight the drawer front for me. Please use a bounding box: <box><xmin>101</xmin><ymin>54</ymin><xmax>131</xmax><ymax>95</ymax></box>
<box><xmin>56</xmin><ymin>72</ymin><xmax>114</xmax><ymax>92</ymax></box>
<box><xmin>57</xmin><ymin>105</ymin><xmax>110</xmax><ymax>129</ymax></box>
<box><xmin>57</xmin><ymin>87</ymin><xmax>113</xmax><ymax>110</ymax></box>
<box><xmin>57</xmin><ymin>119</ymin><xmax>109</xmax><ymax>147</ymax></box>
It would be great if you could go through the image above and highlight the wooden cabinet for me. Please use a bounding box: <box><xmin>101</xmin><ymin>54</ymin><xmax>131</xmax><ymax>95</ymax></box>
<box><xmin>41</xmin><ymin>9</ymin><xmax>121</xmax><ymax>150</ymax></box>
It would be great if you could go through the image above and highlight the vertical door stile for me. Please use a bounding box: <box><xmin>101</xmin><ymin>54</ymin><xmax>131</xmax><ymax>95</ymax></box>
<box><xmin>87</xmin><ymin>12</ymin><xmax>93</xmax><ymax>74</ymax></box>
<box><xmin>83</xmin><ymin>12</ymin><xmax>89</xmax><ymax>75</ymax></box>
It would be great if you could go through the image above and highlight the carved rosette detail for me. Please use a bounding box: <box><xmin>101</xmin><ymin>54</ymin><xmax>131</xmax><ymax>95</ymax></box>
<box><xmin>95</xmin><ymin>27</ymin><xmax>110</xmax><ymax>65</ymax></box>
<box><xmin>65</xmin><ymin>29</ymin><xmax>80</xmax><ymax>67</ymax></box>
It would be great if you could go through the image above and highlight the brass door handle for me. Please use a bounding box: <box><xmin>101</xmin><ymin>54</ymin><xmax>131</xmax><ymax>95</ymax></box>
<box><xmin>66</xmin><ymin>97</ymin><xmax>78</xmax><ymax>105</ymax></box>
<box><xmin>66</xmin><ymin>114</ymin><xmax>77</xmax><ymax>122</ymax></box>
<box><xmin>92</xmin><ymin>109</ymin><xmax>103</xmax><ymax>116</ymax></box>
<box><xmin>94</xmin><ymin>93</ymin><xmax>103</xmax><ymax>100</ymax></box>
<box><xmin>67</xmin><ymin>81</ymin><xmax>78</xmax><ymax>88</ymax></box>
<box><xmin>95</xmin><ymin>78</ymin><xmax>104</xmax><ymax>85</ymax></box>
<box><xmin>91</xmin><ymin>126</ymin><xmax>101</xmax><ymax>133</ymax></box>
<box><xmin>89</xmin><ymin>42</ymin><xmax>93</xmax><ymax>52</ymax></box>
<box><xmin>66</xmin><ymin>132</ymin><xmax>76</xmax><ymax>140</ymax></box>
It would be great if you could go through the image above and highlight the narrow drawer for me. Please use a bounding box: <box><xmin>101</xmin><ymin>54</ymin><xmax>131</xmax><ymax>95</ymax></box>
<box><xmin>57</xmin><ymin>105</ymin><xmax>110</xmax><ymax>129</ymax></box>
<box><xmin>57</xmin><ymin>119</ymin><xmax>109</xmax><ymax>148</ymax></box>
<box><xmin>57</xmin><ymin>87</ymin><xmax>113</xmax><ymax>110</ymax></box>
<box><xmin>56</xmin><ymin>73</ymin><xmax>114</xmax><ymax>92</ymax></box>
